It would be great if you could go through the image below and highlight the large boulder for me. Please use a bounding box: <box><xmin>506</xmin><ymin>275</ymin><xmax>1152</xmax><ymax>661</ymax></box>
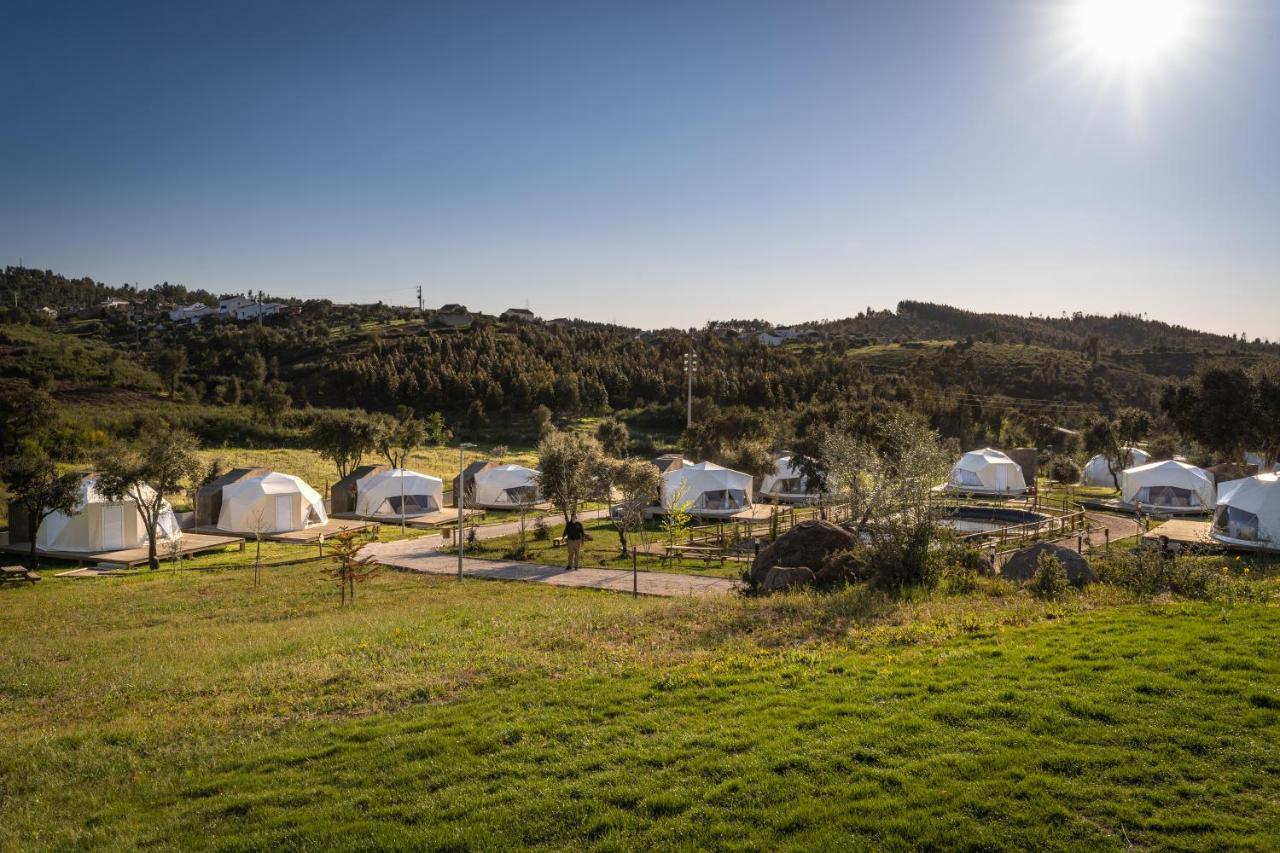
<box><xmin>751</xmin><ymin>520</ymin><xmax>858</xmax><ymax>586</ymax></box>
<box><xmin>1000</xmin><ymin>542</ymin><xmax>1094</xmax><ymax>585</ymax></box>
<box><xmin>761</xmin><ymin>565</ymin><xmax>815</xmax><ymax>593</ymax></box>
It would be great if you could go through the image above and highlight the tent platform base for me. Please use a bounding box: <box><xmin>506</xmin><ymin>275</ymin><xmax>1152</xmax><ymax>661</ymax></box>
<box><xmin>1080</xmin><ymin>499</ymin><xmax>1211</xmax><ymax>519</ymax></box>
<box><xmin>1143</xmin><ymin>520</ymin><xmax>1216</xmax><ymax>550</ymax></box>
<box><xmin>190</xmin><ymin>518</ymin><xmax>379</xmax><ymax>543</ymax></box>
<box><xmin>0</xmin><ymin>533</ymin><xmax>246</xmax><ymax>568</ymax></box>
<box><xmin>331</xmin><ymin>509</ymin><xmax>485</xmax><ymax>528</ymax></box>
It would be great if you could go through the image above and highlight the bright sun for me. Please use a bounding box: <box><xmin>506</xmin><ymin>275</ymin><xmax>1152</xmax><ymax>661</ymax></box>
<box><xmin>1068</xmin><ymin>0</ymin><xmax>1200</xmax><ymax>75</ymax></box>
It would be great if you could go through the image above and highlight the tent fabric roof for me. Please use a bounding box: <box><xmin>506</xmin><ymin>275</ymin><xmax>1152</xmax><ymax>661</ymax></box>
<box><xmin>37</xmin><ymin>474</ymin><xmax>180</xmax><ymax>552</ymax></box>
<box><xmin>1082</xmin><ymin>448</ymin><xmax>1150</xmax><ymax>487</ymax></box>
<box><xmin>946</xmin><ymin>448</ymin><xmax>1028</xmax><ymax>494</ymax></box>
<box><xmin>1213</xmin><ymin>473</ymin><xmax>1280</xmax><ymax>548</ymax></box>
<box><xmin>662</xmin><ymin>462</ymin><xmax>754</xmax><ymax>510</ymax></box>
<box><xmin>355</xmin><ymin>468</ymin><xmax>444</xmax><ymax>517</ymax></box>
<box><xmin>761</xmin><ymin>455</ymin><xmax>810</xmax><ymax>496</ymax></box>
<box><xmin>472</xmin><ymin>465</ymin><xmax>541</xmax><ymax>506</ymax></box>
<box><xmin>1120</xmin><ymin>459</ymin><xmax>1216</xmax><ymax>509</ymax></box>
<box><xmin>217</xmin><ymin>471</ymin><xmax>328</xmax><ymax>532</ymax></box>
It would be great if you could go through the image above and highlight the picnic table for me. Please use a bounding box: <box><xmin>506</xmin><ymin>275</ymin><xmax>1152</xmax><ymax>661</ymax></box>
<box><xmin>1</xmin><ymin>565</ymin><xmax>41</xmax><ymax>585</ymax></box>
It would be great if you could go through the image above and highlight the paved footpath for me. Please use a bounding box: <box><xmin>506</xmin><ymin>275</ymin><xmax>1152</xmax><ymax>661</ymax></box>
<box><xmin>364</xmin><ymin>534</ymin><xmax>738</xmax><ymax>598</ymax></box>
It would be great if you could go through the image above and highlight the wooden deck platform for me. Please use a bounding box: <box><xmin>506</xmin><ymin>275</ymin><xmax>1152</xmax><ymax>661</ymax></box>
<box><xmin>1081</xmin><ymin>498</ymin><xmax>1211</xmax><ymax>519</ymax></box>
<box><xmin>190</xmin><ymin>518</ymin><xmax>378</xmax><ymax>544</ymax></box>
<box><xmin>331</xmin><ymin>509</ymin><xmax>485</xmax><ymax>529</ymax></box>
<box><xmin>1143</xmin><ymin>519</ymin><xmax>1215</xmax><ymax>549</ymax></box>
<box><xmin>0</xmin><ymin>532</ymin><xmax>246</xmax><ymax>568</ymax></box>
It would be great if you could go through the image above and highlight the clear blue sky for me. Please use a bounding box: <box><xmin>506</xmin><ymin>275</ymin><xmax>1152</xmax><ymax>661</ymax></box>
<box><xmin>3</xmin><ymin>0</ymin><xmax>1277</xmax><ymax>336</ymax></box>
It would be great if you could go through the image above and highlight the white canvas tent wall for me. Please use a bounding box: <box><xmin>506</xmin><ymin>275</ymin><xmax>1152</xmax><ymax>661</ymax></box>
<box><xmin>216</xmin><ymin>471</ymin><xmax>328</xmax><ymax>533</ymax></box>
<box><xmin>355</xmin><ymin>469</ymin><xmax>444</xmax><ymax>518</ymax></box>
<box><xmin>1082</xmin><ymin>447</ymin><xmax>1150</xmax><ymax>488</ymax></box>
<box><xmin>1212</xmin><ymin>474</ymin><xmax>1280</xmax><ymax>550</ymax></box>
<box><xmin>37</xmin><ymin>476</ymin><xmax>180</xmax><ymax>553</ymax></box>
<box><xmin>1120</xmin><ymin>460</ymin><xmax>1215</xmax><ymax>511</ymax></box>
<box><xmin>945</xmin><ymin>449</ymin><xmax>1028</xmax><ymax>496</ymax></box>
<box><xmin>472</xmin><ymin>465</ymin><xmax>541</xmax><ymax>508</ymax></box>
<box><xmin>662</xmin><ymin>461</ymin><xmax>753</xmax><ymax>516</ymax></box>
<box><xmin>760</xmin><ymin>455</ymin><xmax>816</xmax><ymax>502</ymax></box>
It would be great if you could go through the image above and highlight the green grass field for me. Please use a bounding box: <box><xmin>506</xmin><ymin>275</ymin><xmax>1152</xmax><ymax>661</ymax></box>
<box><xmin>2</xmin><ymin>559</ymin><xmax>1277</xmax><ymax>849</ymax></box>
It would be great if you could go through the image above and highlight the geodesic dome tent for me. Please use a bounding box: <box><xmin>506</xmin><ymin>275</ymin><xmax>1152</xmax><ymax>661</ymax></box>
<box><xmin>662</xmin><ymin>461</ymin><xmax>753</xmax><ymax>516</ymax></box>
<box><xmin>35</xmin><ymin>474</ymin><xmax>181</xmax><ymax>553</ymax></box>
<box><xmin>355</xmin><ymin>468</ymin><xmax>444</xmax><ymax>518</ymax></box>
<box><xmin>760</xmin><ymin>455</ymin><xmax>817</xmax><ymax>502</ymax></box>
<box><xmin>216</xmin><ymin>471</ymin><xmax>328</xmax><ymax>533</ymax></box>
<box><xmin>1120</xmin><ymin>459</ymin><xmax>1215</xmax><ymax>511</ymax></box>
<box><xmin>472</xmin><ymin>464</ymin><xmax>541</xmax><ymax>508</ymax></box>
<box><xmin>1082</xmin><ymin>447</ymin><xmax>1150</xmax><ymax>488</ymax></box>
<box><xmin>1212</xmin><ymin>473</ymin><xmax>1280</xmax><ymax>550</ymax></box>
<box><xmin>944</xmin><ymin>449</ymin><xmax>1028</xmax><ymax>496</ymax></box>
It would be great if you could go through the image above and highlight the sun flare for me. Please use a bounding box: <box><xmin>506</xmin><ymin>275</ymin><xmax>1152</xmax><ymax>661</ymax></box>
<box><xmin>1068</xmin><ymin>0</ymin><xmax>1201</xmax><ymax>75</ymax></box>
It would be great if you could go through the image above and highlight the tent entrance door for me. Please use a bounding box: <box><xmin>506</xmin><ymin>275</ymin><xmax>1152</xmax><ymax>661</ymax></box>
<box><xmin>274</xmin><ymin>495</ymin><xmax>293</xmax><ymax>532</ymax></box>
<box><xmin>101</xmin><ymin>505</ymin><xmax>125</xmax><ymax>550</ymax></box>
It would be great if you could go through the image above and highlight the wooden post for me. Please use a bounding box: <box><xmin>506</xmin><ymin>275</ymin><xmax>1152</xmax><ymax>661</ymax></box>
<box><xmin>632</xmin><ymin>547</ymin><xmax>638</xmax><ymax>598</ymax></box>
<box><xmin>1077</xmin><ymin>535</ymin><xmax>1083</xmax><ymax>554</ymax></box>
<box><xmin>1105</xmin><ymin>528</ymin><xmax>1110</xmax><ymax>551</ymax></box>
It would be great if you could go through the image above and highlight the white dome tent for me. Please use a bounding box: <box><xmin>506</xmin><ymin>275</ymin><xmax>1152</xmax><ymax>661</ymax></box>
<box><xmin>662</xmin><ymin>461</ymin><xmax>753</xmax><ymax>517</ymax></box>
<box><xmin>354</xmin><ymin>469</ymin><xmax>444</xmax><ymax>518</ymax></box>
<box><xmin>37</xmin><ymin>475</ymin><xmax>181</xmax><ymax>553</ymax></box>
<box><xmin>1120</xmin><ymin>460</ymin><xmax>1215</xmax><ymax>512</ymax></box>
<box><xmin>472</xmin><ymin>464</ymin><xmax>541</xmax><ymax>508</ymax></box>
<box><xmin>216</xmin><ymin>471</ymin><xmax>328</xmax><ymax>533</ymax></box>
<box><xmin>760</xmin><ymin>455</ymin><xmax>817</xmax><ymax>503</ymax></box>
<box><xmin>1212</xmin><ymin>474</ymin><xmax>1280</xmax><ymax>550</ymax></box>
<box><xmin>1082</xmin><ymin>447</ymin><xmax>1150</xmax><ymax>488</ymax></box>
<box><xmin>944</xmin><ymin>449</ymin><xmax>1028</xmax><ymax>496</ymax></box>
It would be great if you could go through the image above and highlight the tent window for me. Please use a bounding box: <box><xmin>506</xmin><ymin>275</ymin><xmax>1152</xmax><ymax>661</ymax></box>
<box><xmin>774</xmin><ymin>477</ymin><xmax>804</xmax><ymax>494</ymax></box>
<box><xmin>304</xmin><ymin>505</ymin><xmax>324</xmax><ymax>525</ymax></box>
<box><xmin>501</xmin><ymin>486</ymin><xmax>539</xmax><ymax>504</ymax></box>
<box><xmin>387</xmin><ymin>494</ymin><xmax>437</xmax><ymax>514</ymax></box>
<box><xmin>1134</xmin><ymin>486</ymin><xmax>1200</xmax><ymax>508</ymax></box>
<box><xmin>1214</xmin><ymin>505</ymin><xmax>1262</xmax><ymax>541</ymax></box>
<box><xmin>954</xmin><ymin>469</ymin><xmax>983</xmax><ymax>487</ymax></box>
<box><xmin>699</xmin><ymin>489</ymin><xmax>748</xmax><ymax>511</ymax></box>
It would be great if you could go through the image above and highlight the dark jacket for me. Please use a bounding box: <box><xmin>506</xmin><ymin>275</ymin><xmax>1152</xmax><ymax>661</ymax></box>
<box><xmin>564</xmin><ymin>520</ymin><xmax>586</xmax><ymax>541</ymax></box>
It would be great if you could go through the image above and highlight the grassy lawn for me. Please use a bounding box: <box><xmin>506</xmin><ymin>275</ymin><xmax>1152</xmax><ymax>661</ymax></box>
<box><xmin>1</xmin><ymin>562</ymin><xmax>1277</xmax><ymax>849</ymax></box>
<box><xmin>459</xmin><ymin>516</ymin><xmax>748</xmax><ymax>578</ymax></box>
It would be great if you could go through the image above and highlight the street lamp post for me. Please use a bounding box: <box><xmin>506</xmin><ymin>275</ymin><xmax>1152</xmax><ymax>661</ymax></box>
<box><xmin>457</xmin><ymin>442</ymin><xmax>476</xmax><ymax>581</ymax></box>
<box><xmin>683</xmin><ymin>351</ymin><xmax>698</xmax><ymax>430</ymax></box>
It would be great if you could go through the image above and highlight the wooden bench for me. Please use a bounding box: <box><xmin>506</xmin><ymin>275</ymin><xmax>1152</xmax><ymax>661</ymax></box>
<box><xmin>1</xmin><ymin>565</ymin><xmax>40</xmax><ymax>585</ymax></box>
<box><xmin>552</xmin><ymin>536</ymin><xmax>567</xmax><ymax>548</ymax></box>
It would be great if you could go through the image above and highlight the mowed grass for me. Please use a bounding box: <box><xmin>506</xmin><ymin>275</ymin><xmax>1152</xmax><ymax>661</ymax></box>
<box><xmin>1</xmin><ymin>566</ymin><xmax>1278</xmax><ymax>849</ymax></box>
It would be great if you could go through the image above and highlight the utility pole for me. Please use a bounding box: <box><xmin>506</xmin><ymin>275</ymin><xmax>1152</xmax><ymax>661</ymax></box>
<box><xmin>683</xmin><ymin>351</ymin><xmax>698</xmax><ymax>430</ymax></box>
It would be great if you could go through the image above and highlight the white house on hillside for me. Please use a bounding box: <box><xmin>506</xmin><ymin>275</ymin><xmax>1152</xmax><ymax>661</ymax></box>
<box><xmin>169</xmin><ymin>303</ymin><xmax>215</xmax><ymax>323</ymax></box>
<box><xmin>234</xmin><ymin>302</ymin><xmax>281</xmax><ymax>321</ymax></box>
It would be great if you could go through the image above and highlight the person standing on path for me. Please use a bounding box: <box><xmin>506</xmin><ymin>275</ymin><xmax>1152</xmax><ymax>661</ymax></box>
<box><xmin>564</xmin><ymin>515</ymin><xmax>586</xmax><ymax>570</ymax></box>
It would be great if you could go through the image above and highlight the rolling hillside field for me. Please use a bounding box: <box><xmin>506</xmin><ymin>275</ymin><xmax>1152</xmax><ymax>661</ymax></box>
<box><xmin>1</xmin><ymin>566</ymin><xmax>1277</xmax><ymax>849</ymax></box>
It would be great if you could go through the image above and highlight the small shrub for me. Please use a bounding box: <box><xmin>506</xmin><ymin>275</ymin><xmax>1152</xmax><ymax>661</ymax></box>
<box><xmin>1047</xmin><ymin>456</ymin><xmax>1081</xmax><ymax>484</ymax></box>
<box><xmin>1094</xmin><ymin>548</ymin><xmax>1220</xmax><ymax>600</ymax></box>
<box><xmin>817</xmin><ymin>548</ymin><xmax>871</xmax><ymax>588</ymax></box>
<box><xmin>532</xmin><ymin>517</ymin><xmax>550</xmax><ymax>541</ymax></box>
<box><xmin>870</xmin><ymin>524</ymin><xmax>941</xmax><ymax>593</ymax></box>
<box><xmin>1030</xmin><ymin>551</ymin><xmax>1070</xmax><ymax>601</ymax></box>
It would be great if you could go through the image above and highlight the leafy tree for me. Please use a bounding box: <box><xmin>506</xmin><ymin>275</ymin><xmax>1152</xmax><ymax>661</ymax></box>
<box><xmin>1250</xmin><ymin>360</ymin><xmax>1280</xmax><ymax>468</ymax></box>
<box><xmin>724</xmin><ymin>440</ymin><xmax>775</xmax><ymax>484</ymax></box>
<box><xmin>822</xmin><ymin>411</ymin><xmax>951</xmax><ymax>591</ymax></box>
<box><xmin>1159</xmin><ymin>365</ymin><xmax>1253</xmax><ymax>462</ymax></box>
<box><xmin>310</xmin><ymin>412</ymin><xmax>379</xmax><ymax>479</ymax></box>
<box><xmin>1084</xmin><ymin>408</ymin><xmax>1151</xmax><ymax>490</ymax></box>
<box><xmin>254</xmin><ymin>380</ymin><xmax>292</xmax><ymax>423</ymax></box>
<box><xmin>659</xmin><ymin>481</ymin><xmax>693</xmax><ymax>550</ymax></box>
<box><xmin>595</xmin><ymin>418</ymin><xmax>630</xmax><ymax>458</ymax></box>
<box><xmin>0</xmin><ymin>447</ymin><xmax>81</xmax><ymax>564</ymax></box>
<box><xmin>537</xmin><ymin>430</ymin><xmax>607</xmax><ymax>524</ymax></box>
<box><xmin>95</xmin><ymin>426</ymin><xmax>202</xmax><ymax>570</ymax></box>
<box><xmin>610</xmin><ymin>456</ymin><xmax>661</xmax><ymax>554</ymax></box>
<box><xmin>374</xmin><ymin>406</ymin><xmax>440</xmax><ymax>467</ymax></box>
<box><xmin>0</xmin><ymin>380</ymin><xmax>56</xmax><ymax>455</ymax></box>
<box><xmin>153</xmin><ymin>347</ymin><xmax>187</xmax><ymax>398</ymax></box>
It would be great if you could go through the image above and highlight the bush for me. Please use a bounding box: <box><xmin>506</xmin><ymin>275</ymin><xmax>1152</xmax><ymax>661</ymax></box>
<box><xmin>1093</xmin><ymin>548</ymin><xmax>1216</xmax><ymax>599</ymax></box>
<box><xmin>870</xmin><ymin>524</ymin><xmax>940</xmax><ymax>593</ymax></box>
<box><xmin>817</xmin><ymin>548</ymin><xmax>871</xmax><ymax>587</ymax></box>
<box><xmin>1030</xmin><ymin>551</ymin><xmax>1070</xmax><ymax>601</ymax></box>
<box><xmin>1047</xmin><ymin>456</ymin><xmax>1081</xmax><ymax>484</ymax></box>
<box><xmin>533</xmin><ymin>517</ymin><xmax>550</xmax><ymax>541</ymax></box>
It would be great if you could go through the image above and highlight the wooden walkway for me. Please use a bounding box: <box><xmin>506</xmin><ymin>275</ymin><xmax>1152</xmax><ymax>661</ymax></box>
<box><xmin>0</xmin><ymin>532</ymin><xmax>245</xmax><ymax>568</ymax></box>
<box><xmin>363</xmin><ymin>538</ymin><xmax>738</xmax><ymax>598</ymax></box>
<box><xmin>190</xmin><ymin>518</ymin><xmax>378</xmax><ymax>544</ymax></box>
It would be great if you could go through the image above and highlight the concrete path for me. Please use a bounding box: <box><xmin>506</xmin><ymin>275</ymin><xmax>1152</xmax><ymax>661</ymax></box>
<box><xmin>363</xmin><ymin>536</ymin><xmax>738</xmax><ymax>598</ymax></box>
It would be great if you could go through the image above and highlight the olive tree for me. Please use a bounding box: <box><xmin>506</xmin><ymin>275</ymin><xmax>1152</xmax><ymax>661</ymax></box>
<box><xmin>95</xmin><ymin>426</ymin><xmax>202</xmax><ymax>570</ymax></box>
<box><xmin>822</xmin><ymin>411</ymin><xmax>952</xmax><ymax>590</ymax></box>
<box><xmin>310</xmin><ymin>411</ymin><xmax>379</xmax><ymax>479</ymax></box>
<box><xmin>610</xmin><ymin>457</ymin><xmax>661</xmax><ymax>554</ymax></box>
<box><xmin>537</xmin><ymin>430</ymin><xmax>607</xmax><ymax>524</ymax></box>
<box><xmin>0</xmin><ymin>447</ymin><xmax>81</xmax><ymax>564</ymax></box>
